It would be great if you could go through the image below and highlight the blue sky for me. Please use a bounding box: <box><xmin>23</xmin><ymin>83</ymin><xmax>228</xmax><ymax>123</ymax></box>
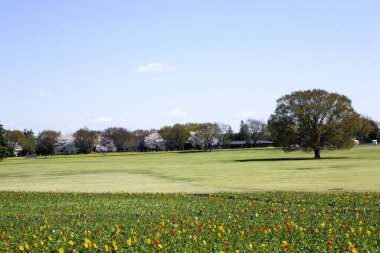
<box><xmin>1</xmin><ymin>1</ymin><xmax>379</xmax><ymax>134</ymax></box>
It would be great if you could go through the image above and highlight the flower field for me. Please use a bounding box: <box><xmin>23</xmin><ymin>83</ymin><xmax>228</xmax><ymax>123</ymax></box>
<box><xmin>0</xmin><ymin>192</ymin><xmax>379</xmax><ymax>252</ymax></box>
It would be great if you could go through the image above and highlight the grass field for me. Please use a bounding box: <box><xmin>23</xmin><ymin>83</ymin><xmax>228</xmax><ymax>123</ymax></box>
<box><xmin>1</xmin><ymin>146</ymin><xmax>379</xmax><ymax>252</ymax></box>
<box><xmin>0</xmin><ymin>145</ymin><xmax>379</xmax><ymax>193</ymax></box>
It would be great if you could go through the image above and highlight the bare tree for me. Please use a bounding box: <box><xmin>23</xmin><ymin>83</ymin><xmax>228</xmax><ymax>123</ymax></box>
<box><xmin>246</xmin><ymin>119</ymin><xmax>266</xmax><ymax>146</ymax></box>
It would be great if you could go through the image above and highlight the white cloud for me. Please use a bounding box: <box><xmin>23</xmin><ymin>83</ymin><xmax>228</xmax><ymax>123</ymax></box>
<box><xmin>237</xmin><ymin>111</ymin><xmax>254</xmax><ymax>119</ymax></box>
<box><xmin>135</xmin><ymin>62</ymin><xmax>174</xmax><ymax>73</ymax></box>
<box><xmin>163</xmin><ymin>109</ymin><xmax>187</xmax><ymax>119</ymax></box>
<box><xmin>38</xmin><ymin>90</ymin><xmax>51</xmax><ymax>96</ymax></box>
<box><xmin>89</xmin><ymin>115</ymin><xmax>112</xmax><ymax>124</ymax></box>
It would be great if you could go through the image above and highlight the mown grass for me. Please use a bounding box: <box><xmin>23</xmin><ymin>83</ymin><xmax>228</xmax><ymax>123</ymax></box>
<box><xmin>1</xmin><ymin>145</ymin><xmax>379</xmax><ymax>193</ymax></box>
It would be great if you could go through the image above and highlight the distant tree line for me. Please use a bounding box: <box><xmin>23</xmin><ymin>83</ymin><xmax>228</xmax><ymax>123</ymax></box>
<box><xmin>0</xmin><ymin>119</ymin><xmax>272</xmax><ymax>157</ymax></box>
<box><xmin>1</xmin><ymin>89</ymin><xmax>379</xmax><ymax>159</ymax></box>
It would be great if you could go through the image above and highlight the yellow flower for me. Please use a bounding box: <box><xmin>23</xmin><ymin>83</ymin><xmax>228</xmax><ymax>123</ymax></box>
<box><xmin>202</xmin><ymin>240</ymin><xmax>207</xmax><ymax>245</ymax></box>
<box><xmin>68</xmin><ymin>240</ymin><xmax>74</xmax><ymax>246</ymax></box>
<box><xmin>261</xmin><ymin>244</ymin><xmax>267</xmax><ymax>250</ymax></box>
<box><xmin>248</xmin><ymin>243</ymin><xmax>253</xmax><ymax>251</ymax></box>
<box><xmin>19</xmin><ymin>245</ymin><xmax>25</xmax><ymax>251</ymax></box>
<box><xmin>24</xmin><ymin>242</ymin><xmax>30</xmax><ymax>250</ymax></box>
<box><xmin>93</xmin><ymin>243</ymin><xmax>98</xmax><ymax>249</ymax></box>
<box><xmin>235</xmin><ymin>250</ymin><xmax>240</xmax><ymax>253</ymax></box>
<box><xmin>126</xmin><ymin>238</ymin><xmax>132</xmax><ymax>247</ymax></box>
<box><xmin>158</xmin><ymin>244</ymin><xmax>163</xmax><ymax>249</ymax></box>
<box><xmin>59</xmin><ymin>247</ymin><xmax>64</xmax><ymax>253</ymax></box>
<box><xmin>104</xmin><ymin>244</ymin><xmax>109</xmax><ymax>252</ymax></box>
<box><xmin>146</xmin><ymin>238</ymin><xmax>151</xmax><ymax>245</ymax></box>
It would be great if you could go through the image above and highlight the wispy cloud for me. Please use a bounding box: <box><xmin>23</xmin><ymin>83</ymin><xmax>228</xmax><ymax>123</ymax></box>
<box><xmin>135</xmin><ymin>62</ymin><xmax>174</xmax><ymax>73</ymax></box>
<box><xmin>38</xmin><ymin>90</ymin><xmax>52</xmax><ymax>96</ymax></box>
<box><xmin>89</xmin><ymin>115</ymin><xmax>112</xmax><ymax>124</ymax></box>
<box><xmin>237</xmin><ymin>110</ymin><xmax>254</xmax><ymax>119</ymax></box>
<box><xmin>163</xmin><ymin>109</ymin><xmax>187</xmax><ymax>119</ymax></box>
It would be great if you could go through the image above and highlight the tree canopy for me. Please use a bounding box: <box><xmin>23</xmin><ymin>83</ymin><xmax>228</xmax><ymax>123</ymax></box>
<box><xmin>268</xmin><ymin>89</ymin><xmax>361</xmax><ymax>159</ymax></box>
<box><xmin>0</xmin><ymin>124</ymin><xmax>10</xmax><ymax>160</ymax></box>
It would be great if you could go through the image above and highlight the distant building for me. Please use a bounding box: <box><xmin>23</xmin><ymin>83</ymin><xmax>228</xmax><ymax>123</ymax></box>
<box><xmin>372</xmin><ymin>140</ymin><xmax>378</xmax><ymax>145</ymax></box>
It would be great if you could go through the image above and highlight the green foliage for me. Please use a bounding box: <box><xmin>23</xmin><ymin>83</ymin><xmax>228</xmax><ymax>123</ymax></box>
<box><xmin>268</xmin><ymin>89</ymin><xmax>361</xmax><ymax>159</ymax></box>
<box><xmin>159</xmin><ymin>124</ymin><xmax>189</xmax><ymax>150</ymax></box>
<box><xmin>356</xmin><ymin>116</ymin><xmax>377</xmax><ymax>143</ymax></box>
<box><xmin>0</xmin><ymin>124</ymin><xmax>10</xmax><ymax>160</ymax></box>
<box><xmin>73</xmin><ymin>128</ymin><xmax>99</xmax><ymax>154</ymax></box>
<box><xmin>101</xmin><ymin>127</ymin><xmax>135</xmax><ymax>152</ymax></box>
<box><xmin>4</xmin><ymin>129</ymin><xmax>26</xmax><ymax>156</ymax></box>
<box><xmin>237</xmin><ymin>120</ymin><xmax>250</xmax><ymax>143</ymax></box>
<box><xmin>22</xmin><ymin>129</ymin><xmax>36</xmax><ymax>156</ymax></box>
<box><xmin>36</xmin><ymin>130</ymin><xmax>61</xmax><ymax>155</ymax></box>
<box><xmin>368</xmin><ymin>120</ymin><xmax>380</xmax><ymax>141</ymax></box>
<box><xmin>0</xmin><ymin>191</ymin><xmax>378</xmax><ymax>252</ymax></box>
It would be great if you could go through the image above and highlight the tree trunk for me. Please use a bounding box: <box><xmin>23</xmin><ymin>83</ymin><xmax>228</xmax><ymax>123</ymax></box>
<box><xmin>314</xmin><ymin>149</ymin><xmax>321</xmax><ymax>159</ymax></box>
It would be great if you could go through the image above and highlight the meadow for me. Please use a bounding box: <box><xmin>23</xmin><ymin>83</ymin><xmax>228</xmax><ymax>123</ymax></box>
<box><xmin>0</xmin><ymin>192</ymin><xmax>379</xmax><ymax>252</ymax></box>
<box><xmin>0</xmin><ymin>146</ymin><xmax>379</xmax><ymax>252</ymax></box>
<box><xmin>0</xmin><ymin>145</ymin><xmax>379</xmax><ymax>192</ymax></box>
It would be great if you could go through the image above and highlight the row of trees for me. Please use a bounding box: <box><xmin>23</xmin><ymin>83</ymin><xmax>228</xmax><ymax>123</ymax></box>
<box><xmin>1</xmin><ymin>89</ymin><xmax>380</xmax><ymax>159</ymax></box>
<box><xmin>0</xmin><ymin>119</ymin><xmax>271</xmax><ymax>157</ymax></box>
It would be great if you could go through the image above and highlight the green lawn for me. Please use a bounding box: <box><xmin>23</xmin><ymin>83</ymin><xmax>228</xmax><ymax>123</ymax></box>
<box><xmin>0</xmin><ymin>145</ymin><xmax>379</xmax><ymax>193</ymax></box>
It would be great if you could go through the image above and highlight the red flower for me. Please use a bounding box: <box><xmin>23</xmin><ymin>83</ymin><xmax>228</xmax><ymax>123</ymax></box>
<box><xmin>327</xmin><ymin>241</ymin><xmax>333</xmax><ymax>247</ymax></box>
<box><xmin>170</xmin><ymin>229</ymin><xmax>175</xmax><ymax>235</ymax></box>
<box><xmin>155</xmin><ymin>239</ymin><xmax>160</xmax><ymax>246</ymax></box>
<box><xmin>284</xmin><ymin>244</ymin><xmax>290</xmax><ymax>250</ymax></box>
<box><xmin>223</xmin><ymin>241</ymin><xmax>228</xmax><ymax>246</ymax></box>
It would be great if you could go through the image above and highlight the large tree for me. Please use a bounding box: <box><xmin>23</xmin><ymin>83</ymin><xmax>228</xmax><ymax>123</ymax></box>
<box><xmin>36</xmin><ymin>130</ymin><xmax>61</xmax><ymax>156</ymax></box>
<box><xmin>0</xmin><ymin>124</ymin><xmax>10</xmax><ymax>160</ymax></box>
<box><xmin>159</xmin><ymin>124</ymin><xmax>189</xmax><ymax>151</ymax></box>
<box><xmin>268</xmin><ymin>89</ymin><xmax>360</xmax><ymax>159</ymax></box>
<box><xmin>246</xmin><ymin>118</ymin><xmax>266</xmax><ymax>147</ymax></box>
<box><xmin>144</xmin><ymin>131</ymin><xmax>165</xmax><ymax>151</ymax></box>
<box><xmin>5</xmin><ymin>130</ymin><xmax>27</xmax><ymax>156</ymax></box>
<box><xmin>101</xmin><ymin>127</ymin><xmax>134</xmax><ymax>152</ymax></box>
<box><xmin>73</xmin><ymin>128</ymin><xmax>99</xmax><ymax>154</ymax></box>
<box><xmin>188</xmin><ymin>123</ymin><xmax>221</xmax><ymax>151</ymax></box>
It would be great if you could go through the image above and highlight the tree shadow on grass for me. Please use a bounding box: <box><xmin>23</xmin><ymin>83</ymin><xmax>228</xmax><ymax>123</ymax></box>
<box><xmin>235</xmin><ymin>157</ymin><xmax>349</xmax><ymax>162</ymax></box>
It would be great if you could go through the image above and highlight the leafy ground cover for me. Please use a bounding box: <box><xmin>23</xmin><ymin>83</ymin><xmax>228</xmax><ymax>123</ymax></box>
<box><xmin>0</xmin><ymin>192</ymin><xmax>379</xmax><ymax>252</ymax></box>
<box><xmin>1</xmin><ymin>145</ymin><xmax>380</xmax><ymax>192</ymax></box>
